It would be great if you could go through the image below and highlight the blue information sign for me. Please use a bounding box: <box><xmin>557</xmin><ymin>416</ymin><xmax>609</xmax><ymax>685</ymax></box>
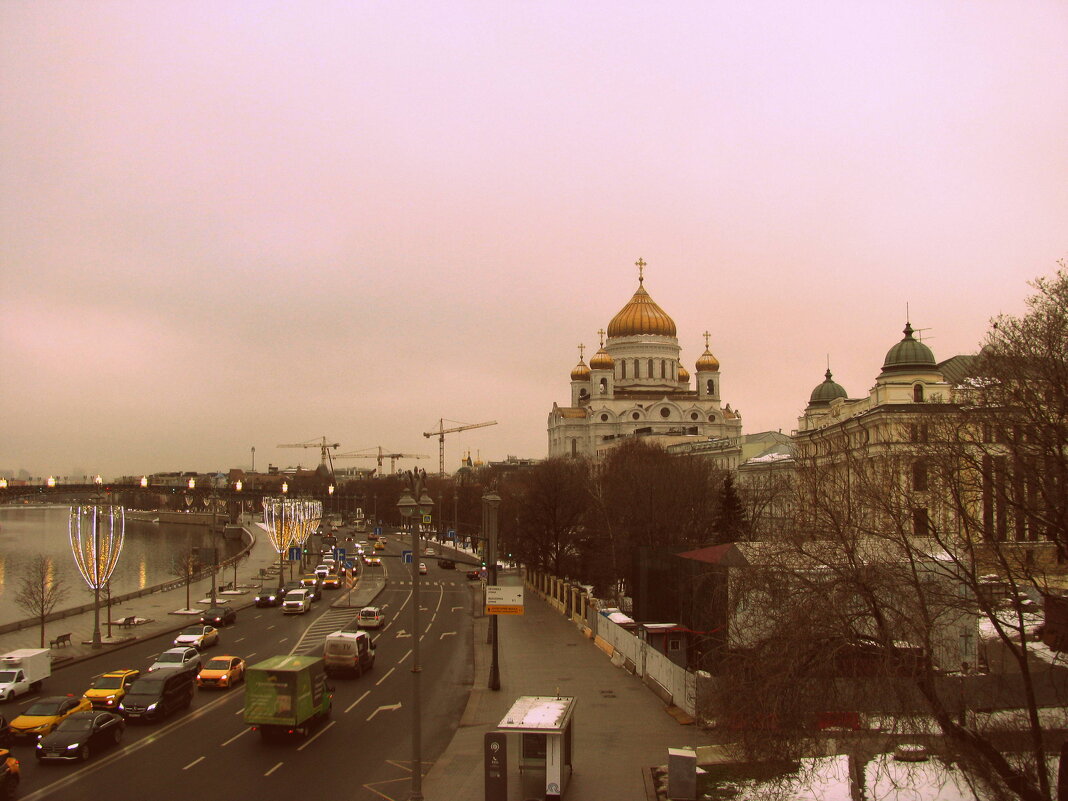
<box><xmin>287</xmin><ymin>546</ymin><xmax>302</xmax><ymax>562</ymax></box>
<box><xmin>402</xmin><ymin>550</ymin><xmax>412</xmax><ymax>564</ymax></box>
<box><xmin>334</xmin><ymin>547</ymin><xmax>346</xmax><ymax>561</ymax></box>
<box><xmin>447</xmin><ymin>529</ymin><xmax>456</xmax><ymax>539</ymax></box>
<box><xmin>374</xmin><ymin>526</ymin><xmax>383</xmax><ymax>536</ymax></box>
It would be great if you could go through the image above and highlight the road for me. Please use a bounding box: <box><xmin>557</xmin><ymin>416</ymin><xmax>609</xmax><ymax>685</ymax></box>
<box><xmin>7</xmin><ymin>532</ymin><xmax>476</xmax><ymax>801</ymax></box>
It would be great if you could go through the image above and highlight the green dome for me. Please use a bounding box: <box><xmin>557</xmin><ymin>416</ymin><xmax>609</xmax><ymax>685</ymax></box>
<box><xmin>882</xmin><ymin>322</ymin><xmax>936</xmax><ymax>372</ymax></box>
<box><xmin>808</xmin><ymin>369</ymin><xmax>848</xmax><ymax>405</ymax></box>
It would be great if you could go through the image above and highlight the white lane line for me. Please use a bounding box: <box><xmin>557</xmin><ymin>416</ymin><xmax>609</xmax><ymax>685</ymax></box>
<box><xmin>265</xmin><ymin>762</ymin><xmax>284</xmax><ymax>776</ymax></box>
<box><xmin>234</xmin><ymin>637</ymin><xmax>245</xmax><ymax>643</ymax></box>
<box><xmin>398</xmin><ymin>648</ymin><xmax>412</xmax><ymax>663</ymax></box>
<box><xmin>440</xmin><ymin>631</ymin><xmax>456</xmax><ymax>639</ymax></box>
<box><xmin>221</xmin><ymin>728</ymin><xmax>250</xmax><ymax>746</ymax></box>
<box><xmin>245</xmin><ymin>651</ymin><xmax>257</xmax><ymax>659</ymax></box>
<box><xmin>183</xmin><ymin>756</ymin><xmax>205</xmax><ymax>770</ymax></box>
<box><xmin>235</xmin><ymin>708</ymin><xmax>244</xmax><ymax>715</ymax></box>
<box><xmin>345</xmin><ymin>690</ymin><xmax>370</xmax><ymax>714</ymax></box>
<box><xmin>451</xmin><ymin>606</ymin><xmax>462</xmax><ymax>612</ymax></box>
<box><xmin>375</xmin><ymin>667</ymin><xmax>395</xmax><ymax>686</ymax></box>
<box><xmin>297</xmin><ymin>720</ymin><xmax>335</xmax><ymax>751</ymax></box>
<box><xmin>367</xmin><ymin>702</ymin><xmax>401</xmax><ymax>721</ymax></box>
<box><xmin>266</xmin><ymin>625</ymin><xmax>276</xmax><ymax>630</ymax></box>
<box><xmin>278</xmin><ymin>637</ymin><xmax>288</xmax><ymax>643</ymax></box>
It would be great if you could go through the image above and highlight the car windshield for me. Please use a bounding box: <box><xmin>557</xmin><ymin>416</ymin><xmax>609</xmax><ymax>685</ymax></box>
<box><xmin>158</xmin><ymin>652</ymin><xmax>185</xmax><ymax>663</ymax></box>
<box><xmin>0</xmin><ymin>671</ymin><xmax>17</xmax><ymax>682</ymax></box>
<box><xmin>180</xmin><ymin>627</ymin><xmax>203</xmax><ymax>636</ymax></box>
<box><xmin>206</xmin><ymin>609</ymin><xmax>227</xmax><ymax>616</ymax></box>
<box><xmin>57</xmin><ymin>717</ymin><xmax>95</xmax><ymax>732</ymax></box>
<box><xmin>360</xmin><ymin>610</ymin><xmax>378</xmax><ymax>618</ymax></box>
<box><xmin>205</xmin><ymin>658</ymin><xmax>232</xmax><ymax>670</ymax></box>
<box><xmin>24</xmin><ymin>701</ymin><xmax>63</xmax><ymax>716</ymax></box>
<box><xmin>93</xmin><ymin>676</ymin><xmax>125</xmax><ymax>690</ymax></box>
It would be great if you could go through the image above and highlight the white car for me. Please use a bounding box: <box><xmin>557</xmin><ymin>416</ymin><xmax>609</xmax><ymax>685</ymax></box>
<box><xmin>148</xmin><ymin>647</ymin><xmax>202</xmax><ymax>673</ymax></box>
<box><xmin>357</xmin><ymin>606</ymin><xmax>385</xmax><ymax>629</ymax></box>
<box><xmin>282</xmin><ymin>589</ymin><xmax>311</xmax><ymax>614</ymax></box>
<box><xmin>418</xmin><ymin>562</ymin><xmax>428</xmax><ymax>575</ymax></box>
<box><xmin>425</xmin><ymin>547</ymin><xmax>436</xmax><ymax>556</ymax></box>
<box><xmin>173</xmin><ymin>625</ymin><xmax>219</xmax><ymax>650</ymax></box>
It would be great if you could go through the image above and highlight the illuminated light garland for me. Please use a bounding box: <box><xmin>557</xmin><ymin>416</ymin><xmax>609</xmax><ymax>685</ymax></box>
<box><xmin>263</xmin><ymin>498</ymin><xmax>319</xmax><ymax>553</ymax></box>
<box><xmin>68</xmin><ymin>504</ymin><xmax>125</xmax><ymax>589</ymax></box>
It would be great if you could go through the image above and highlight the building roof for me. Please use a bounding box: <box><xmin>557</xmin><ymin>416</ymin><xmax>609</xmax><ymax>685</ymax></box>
<box><xmin>675</xmin><ymin>543</ymin><xmax>748</xmax><ymax>567</ymax></box>
<box><xmin>881</xmin><ymin>322</ymin><xmax>937</xmax><ymax>372</ymax></box>
<box><xmin>607</xmin><ymin>282</ymin><xmax>677</xmax><ymax>338</ymax></box>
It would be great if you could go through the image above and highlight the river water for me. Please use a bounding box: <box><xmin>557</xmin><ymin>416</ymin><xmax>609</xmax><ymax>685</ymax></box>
<box><xmin>0</xmin><ymin>506</ymin><xmax>243</xmax><ymax>627</ymax></box>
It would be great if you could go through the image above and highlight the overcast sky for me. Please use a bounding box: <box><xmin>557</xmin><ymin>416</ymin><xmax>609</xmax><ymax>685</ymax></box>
<box><xmin>2</xmin><ymin>1</ymin><xmax>1066</xmax><ymax>480</ymax></box>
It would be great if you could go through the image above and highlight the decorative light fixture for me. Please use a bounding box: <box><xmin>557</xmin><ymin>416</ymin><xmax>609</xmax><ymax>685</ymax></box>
<box><xmin>263</xmin><ymin>495</ymin><xmax>316</xmax><ymax>589</ymax></box>
<box><xmin>140</xmin><ymin>476</ymin><xmax>148</xmax><ymax>488</ymax></box>
<box><xmin>47</xmin><ymin>476</ymin><xmax>56</xmax><ymax>488</ymax></box>
<box><xmin>188</xmin><ymin>477</ymin><xmax>196</xmax><ymax>490</ymax></box>
<box><xmin>69</xmin><ymin>502</ymin><xmax>125</xmax><ymax>649</ymax></box>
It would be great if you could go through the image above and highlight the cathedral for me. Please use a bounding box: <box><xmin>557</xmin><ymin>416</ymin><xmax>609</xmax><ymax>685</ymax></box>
<box><xmin>548</xmin><ymin>260</ymin><xmax>742</xmax><ymax>461</ymax></box>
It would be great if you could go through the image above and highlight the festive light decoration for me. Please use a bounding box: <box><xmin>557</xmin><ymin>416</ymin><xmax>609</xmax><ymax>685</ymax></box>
<box><xmin>69</xmin><ymin>505</ymin><xmax>125</xmax><ymax>590</ymax></box>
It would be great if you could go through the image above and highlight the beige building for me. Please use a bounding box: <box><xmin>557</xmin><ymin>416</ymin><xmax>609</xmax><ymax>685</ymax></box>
<box><xmin>547</xmin><ymin>263</ymin><xmax>742</xmax><ymax>464</ymax></box>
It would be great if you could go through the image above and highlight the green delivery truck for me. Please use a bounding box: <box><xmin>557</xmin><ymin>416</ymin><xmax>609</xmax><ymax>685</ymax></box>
<box><xmin>243</xmin><ymin>655</ymin><xmax>333</xmax><ymax>739</ymax></box>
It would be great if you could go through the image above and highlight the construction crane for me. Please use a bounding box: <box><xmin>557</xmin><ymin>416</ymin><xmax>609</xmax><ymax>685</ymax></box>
<box><xmin>277</xmin><ymin>436</ymin><xmax>340</xmax><ymax>478</ymax></box>
<box><xmin>335</xmin><ymin>447</ymin><xmax>429</xmax><ymax>475</ymax></box>
<box><xmin>423</xmin><ymin>419</ymin><xmax>498</xmax><ymax>477</ymax></box>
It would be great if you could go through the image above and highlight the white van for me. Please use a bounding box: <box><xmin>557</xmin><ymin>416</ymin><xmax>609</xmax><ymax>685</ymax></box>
<box><xmin>323</xmin><ymin>630</ymin><xmax>376</xmax><ymax>677</ymax></box>
<box><xmin>357</xmin><ymin>607</ymin><xmax>384</xmax><ymax>629</ymax></box>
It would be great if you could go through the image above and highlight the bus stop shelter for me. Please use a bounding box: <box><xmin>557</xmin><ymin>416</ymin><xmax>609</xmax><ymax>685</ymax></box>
<box><xmin>492</xmin><ymin>695</ymin><xmax>575</xmax><ymax>800</ymax></box>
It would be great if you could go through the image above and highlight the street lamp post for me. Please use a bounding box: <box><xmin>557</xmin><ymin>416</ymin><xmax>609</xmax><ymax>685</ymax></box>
<box><xmin>483</xmin><ymin>491</ymin><xmax>502</xmax><ymax>691</ymax></box>
<box><xmin>397</xmin><ymin>469</ymin><xmax>433</xmax><ymax>801</ymax></box>
<box><xmin>69</xmin><ymin>476</ymin><xmax>124</xmax><ymax>650</ymax></box>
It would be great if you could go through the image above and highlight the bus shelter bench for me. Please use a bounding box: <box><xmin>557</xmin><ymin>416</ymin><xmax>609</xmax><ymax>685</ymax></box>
<box><xmin>50</xmin><ymin>633</ymin><xmax>72</xmax><ymax>648</ymax></box>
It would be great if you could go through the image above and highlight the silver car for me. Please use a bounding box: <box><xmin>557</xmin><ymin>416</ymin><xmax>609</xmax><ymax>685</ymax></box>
<box><xmin>148</xmin><ymin>647</ymin><xmax>201</xmax><ymax>673</ymax></box>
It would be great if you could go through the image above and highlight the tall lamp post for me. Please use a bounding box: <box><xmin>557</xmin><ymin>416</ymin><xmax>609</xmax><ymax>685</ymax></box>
<box><xmin>69</xmin><ymin>476</ymin><xmax>125</xmax><ymax>649</ymax></box>
<box><xmin>482</xmin><ymin>490</ymin><xmax>502</xmax><ymax>691</ymax></box>
<box><xmin>397</xmin><ymin>469</ymin><xmax>433</xmax><ymax>801</ymax></box>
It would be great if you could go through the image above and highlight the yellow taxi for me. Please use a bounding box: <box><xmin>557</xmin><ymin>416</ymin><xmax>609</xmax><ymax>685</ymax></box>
<box><xmin>83</xmin><ymin>669</ymin><xmax>140</xmax><ymax>710</ymax></box>
<box><xmin>373</xmin><ymin>540</ymin><xmax>385</xmax><ymax>551</ymax></box>
<box><xmin>322</xmin><ymin>574</ymin><xmax>341</xmax><ymax>589</ymax></box>
<box><xmin>8</xmin><ymin>696</ymin><xmax>92</xmax><ymax>741</ymax></box>
<box><xmin>196</xmin><ymin>655</ymin><xmax>246</xmax><ymax>690</ymax></box>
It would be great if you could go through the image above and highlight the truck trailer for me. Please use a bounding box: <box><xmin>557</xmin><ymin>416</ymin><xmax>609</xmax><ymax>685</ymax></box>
<box><xmin>243</xmin><ymin>655</ymin><xmax>332</xmax><ymax>739</ymax></box>
<box><xmin>0</xmin><ymin>649</ymin><xmax>50</xmax><ymax>702</ymax></box>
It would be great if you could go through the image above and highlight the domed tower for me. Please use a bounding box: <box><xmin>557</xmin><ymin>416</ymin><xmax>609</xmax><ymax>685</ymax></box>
<box><xmin>588</xmin><ymin>328</ymin><xmax>615</xmax><ymax>398</ymax></box>
<box><xmin>875</xmin><ymin>321</ymin><xmax>946</xmax><ymax>404</ymax></box>
<box><xmin>604</xmin><ymin>259</ymin><xmax>682</xmax><ymax>389</ymax></box>
<box><xmin>695</xmin><ymin>331</ymin><xmax>721</xmax><ymax>400</ymax></box>
<box><xmin>570</xmin><ymin>344</ymin><xmax>591</xmax><ymax>406</ymax></box>
<box><xmin>806</xmin><ymin>368</ymin><xmax>848</xmax><ymax>410</ymax></box>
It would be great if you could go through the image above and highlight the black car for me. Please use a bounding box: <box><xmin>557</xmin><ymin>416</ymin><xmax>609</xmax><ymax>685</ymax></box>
<box><xmin>300</xmin><ymin>581</ymin><xmax>322</xmax><ymax>602</ymax></box>
<box><xmin>254</xmin><ymin>588</ymin><xmax>281</xmax><ymax>607</ymax></box>
<box><xmin>438</xmin><ymin>559</ymin><xmax>456</xmax><ymax>570</ymax></box>
<box><xmin>200</xmin><ymin>606</ymin><xmax>237</xmax><ymax>626</ymax></box>
<box><xmin>281</xmin><ymin>581</ymin><xmax>302</xmax><ymax>599</ymax></box>
<box><xmin>35</xmin><ymin>711</ymin><xmax>124</xmax><ymax>762</ymax></box>
<box><xmin>466</xmin><ymin>570</ymin><xmax>484</xmax><ymax>580</ymax></box>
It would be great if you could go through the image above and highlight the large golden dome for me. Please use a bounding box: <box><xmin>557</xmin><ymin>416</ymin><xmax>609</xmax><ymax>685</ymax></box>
<box><xmin>607</xmin><ymin>282</ymin><xmax>677</xmax><ymax>338</ymax></box>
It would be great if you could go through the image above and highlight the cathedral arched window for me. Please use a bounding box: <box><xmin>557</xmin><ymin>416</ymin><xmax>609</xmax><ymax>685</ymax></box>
<box><xmin>620</xmin><ymin>361</ymin><xmax>627</xmax><ymax>379</ymax></box>
<box><xmin>599</xmin><ymin>378</ymin><xmax>607</xmax><ymax>394</ymax></box>
<box><xmin>660</xmin><ymin>361</ymin><xmax>666</xmax><ymax>378</ymax></box>
<box><xmin>634</xmin><ymin>359</ymin><xmax>640</xmax><ymax>378</ymax></box>
<box><xmin>707</xmin><ymin>379</ymin><xmax>715</xmax><ymax>395</ymax></box>
<box><xmin>913</xmin><ymin>384</ymin><xmax>925</xmax><ymax>402</ymax></box>
<box><xmin>648</xmin><ymin>359</ymin><xmax>654</xmax><ymax>377</ymax></box>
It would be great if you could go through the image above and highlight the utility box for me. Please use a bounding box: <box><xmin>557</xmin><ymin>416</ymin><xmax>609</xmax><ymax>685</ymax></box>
<box><xmin>668</xmin><ymin>747</ymin><xmax>697</xmax><ymax>800</ymax></box>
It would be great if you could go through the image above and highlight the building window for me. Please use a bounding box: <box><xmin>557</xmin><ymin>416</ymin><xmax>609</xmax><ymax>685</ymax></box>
<box><xmin>912</xmin><ymin>460</ymin><xmax>928</xmax><ymax>491</ymax></box>
<box><xmin>570</xmin><ymin>439</ymin><xmax>577</xmax><ymax>457</ymax></box>
<box><xmin>632</xmin><ymin>412</ymin><xmax>640</xmax><ymax>421</ymax></box>
<box><xmin>621</xmin><ymin>361</ymin><xmax>627</xmax><ymax>379</ymax></box>
<box><xmin>660</xmin><ymin>407</ymin><xmax>670</xmax><ymax>418</ymax></box>
<box><xmin>660</xmin><ymin>360</ymin><xmax>666</xmax><ymax>378</ymax></box>
<box><xmin>708</xmin><ymin>414</ymin><xmax>716</xmax><ymax>423</ymax></box>
<box><xmin>668</xmin><ymin>637</ymin><xmax>681</xmax><ymax>652</ymax></box>
<box><xmin>599</xmin><ymin>378</ymin><xmax>607</xmax><ymax>394</ymax></box>
<box><xmin>707</xmin><ymin>379</ymin><xmax>715</xmax><ymax>395</ymax></box>
<box><xmin>600</xmin><ymin>413</ymin><xmax>609</xmax><ymax>422</ymax></box>
<box><xmin>913</xmin><ymin>384</ymin><xmax>925</xmax><ymax>402</ymax></box>
<box><xmin>912</xmin><ymin>507</ymin><xmax>930</xmax><ymax>537</ymax></box>
<box><xmin>648</xmin><ymin>359</ymin><xmax>654</xmax><ymax>377</ymax></box>
<box><xmin>634</xmin><ymin>359</ymin><xmax>640</xmax><ymax>378</ymax></box>
<box><xmin>690</xmin><ymin>412</ymin><xmax>699</xmax><ymax>421</ymax></box>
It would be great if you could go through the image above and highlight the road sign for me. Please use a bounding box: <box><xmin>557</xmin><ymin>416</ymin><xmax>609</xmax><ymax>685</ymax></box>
<box><xmin>402</xmin><ymin>550</ymin><xmax>412</xmax><ymax>564</ymax></box>
<box><xmin>287</xmin><ymin>546</ymin><xmax>302</xmax><ymax>562</ymax></box>
<box><xmin>422</xmin><ymin>514</ymin><xmax>432</xmax><ymax>525</ymax></box>
<box><xmin>485</xmin><ymin>585</ymin><xmax>524</xmax><ymax>615</ymax></box>
<box><xmin>374</xmin><ymin>526</ymin><xmax>383</xmax><ymax>536</ymax></box>
<box><xmin>447</xmin><ymin>529</ymin><xmax>455</xmax><ymax>539</ymax></box>
<box><xmin>334</xmin><ymin>547</ymin><xmax>346</xmax><ymax>561</ymax></box>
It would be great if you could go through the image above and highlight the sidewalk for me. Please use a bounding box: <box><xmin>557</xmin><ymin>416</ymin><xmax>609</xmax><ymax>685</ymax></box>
<box><xmin>422</xmin><ymin>570</ymin><xmax>717</xmax><ymax>800</ymax></box>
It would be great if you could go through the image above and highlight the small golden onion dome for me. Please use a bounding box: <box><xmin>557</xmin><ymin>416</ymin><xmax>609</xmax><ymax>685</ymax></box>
<box><xmin>607</xmin><ymin>284</ymin><xmax>677</xmax><ymax>338</ymax></box>
<box><xmin>590</xmin><ymin>347</ymin><xmax>614</xmax><ymax>370</ymax></box>
<box><xmin>696</xmin><ymin>348</ymin><xmax>720</xmax><ymax>372</ymax></box>
<box><xmin>570</xmin><ymin>360</ymin><xmax>591</xmax><ymax>381</ymax></box>
<box><xmin>677</xmin><ymin>363</ymin><xmax>690</xmax><ymax>382</ymax></box>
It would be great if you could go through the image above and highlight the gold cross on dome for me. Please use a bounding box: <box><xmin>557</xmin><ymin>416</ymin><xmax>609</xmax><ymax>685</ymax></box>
<box><xmin>578</xmin><ymin>343</ymin><xmax>586</xmax><ymax>361</ymax></box>
<box><xmin>635</xmin><ymin>257</ymin><xmax>646</xmax><ymax>284</ymax></box>
<box><xmin>703</xmin><ymin>330</ymin><xmax>711</xmax><ymax>349</ymax></box>
<box><xmin>597</xmin><ymin>328</ymin><xmax>606</xmax><ymax>348</ymax></box>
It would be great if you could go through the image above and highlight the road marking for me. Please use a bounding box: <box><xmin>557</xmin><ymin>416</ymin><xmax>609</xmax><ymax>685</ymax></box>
<box><xmin>451</xmin><ymin>606</ymin><xmax>462</xmax><ymax>612</ymax></box>
<box><xmin>222</xmin><ymin>727</ymin><xmax>250</xmax><ymax>746</ymax></box>
<box><xmin>367</xmin><ymin>702</ymin><xmax>401</xmax><ymax>721</ymax></box>
<box><xmin>245</xmin><ymin>651</ymin><xmax>257</xmax><ymax>659</ymax></box>
<box><xmin>278</xmin><ymin>637</ymin><xmax>288</xmax><ymax>643</ymax></box>
<box><xmin>297</xmin><ymin>720</ymin><xmax>335</xmax><ymax>751</ymax></box>
<box><xmin>395</xmin><ymin>630</ymin><xmax>411</xmax><ymax>638</ymax></box>
<box><xmin>344</xmin><ymin>690</ymin><xmax>370</xmax><ymax>714</ymax></box>
<box><xmin>440</xmin><ymin>631</ymin><xmax>456</xmax><ymax>639</ymax></box>
<box><xmin>265</xmin><ymin>762</ymin><xmax>284</xmax><ymax>776</ymax></box>
<box><xmin>266</xmin><ymin>625</ymin><xmax>276</xmax><ymax>630</ymax></box>
<box><xmin>234</xmin><ymin>637</ymin><xmax>245</xmax><ymax>643</ymax></box>
<box><xmin>398</xmin><ymin>649</ymin><xmax>412</xmax><ymax>663</ymax></box>
<box><xmin>182</xmin><ymin>756</ymin><xmax>205</xmax><ymax>770</ymax></box>
<box><xmin>375</xmin><ymin>667</ymin><xmax>395</xmax><ymax>685</ymax></box>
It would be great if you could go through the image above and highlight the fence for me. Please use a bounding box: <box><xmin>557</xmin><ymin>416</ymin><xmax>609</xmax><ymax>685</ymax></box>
<box><xmin>0</xmin><ymin>525</ymin><xmax>257</xmax><ymax>636</ymax></box>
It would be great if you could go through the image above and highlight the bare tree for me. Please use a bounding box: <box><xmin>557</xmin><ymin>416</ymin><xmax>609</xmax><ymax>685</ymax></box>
<box><xmin>170</xmin><ymin>550</ymin><xmax>200</xmax><ymax>611</ymax></box>
<box><xmin>14</xmin><ymin>555</ymin><xmax>69</xmax><ymax>648</ymax></box>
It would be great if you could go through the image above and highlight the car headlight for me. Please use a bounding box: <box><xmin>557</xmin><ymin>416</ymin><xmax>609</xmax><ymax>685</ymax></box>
<box><xmin>196</xmin><ymin>673</ymin><xmax>202</xmax><ymax>681</ymax></box>
<box><xmin>35</xmin><ymin>742</ymin><xmax>42</xmax><ymax>749</ymax></box>
<box><xmin>146</xmin><ymin>703</ymin><xmax>157</xmax><ymax>712</ymax></box>
<box><xmin>66</xmin><ymin>743</ymin><xmax>80</xmax><ymax>751</ymax></box>
<box><xmin>118</xmin><ymin>703</ymin><xmax>125</xmax><ymax>711</ymax></box>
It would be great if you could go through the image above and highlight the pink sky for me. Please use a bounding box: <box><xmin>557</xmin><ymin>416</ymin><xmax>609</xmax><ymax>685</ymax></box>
<box><xmin>2</xmin><ymin>1</ymin><xmax>1066</xmax><ymax>479</ymax></box>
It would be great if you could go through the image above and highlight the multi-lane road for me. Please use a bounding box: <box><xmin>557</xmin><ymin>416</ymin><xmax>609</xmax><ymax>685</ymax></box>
<box><xmin>10</xmin><ymin>533</ymin><xmax>477</xmax><ymax>801</ymax></box>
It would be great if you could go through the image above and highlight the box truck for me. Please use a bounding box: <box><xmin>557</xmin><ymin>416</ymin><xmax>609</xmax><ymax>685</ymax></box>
<box><xmin>0</xmin><ymin>649</ymin><xmax>50</xmax><ymax>701</ymax></box>
<box><xmin>243</xmin><ymin>655</ymin><xmax>332</xmax><ymax>738</ymax></box>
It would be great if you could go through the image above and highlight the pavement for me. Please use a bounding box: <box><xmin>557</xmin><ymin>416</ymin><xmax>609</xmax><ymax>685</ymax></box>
<box><xmin>1</xmin><ymin>524</ymin><xmax>715</xmax><ymax>800</ymax></box>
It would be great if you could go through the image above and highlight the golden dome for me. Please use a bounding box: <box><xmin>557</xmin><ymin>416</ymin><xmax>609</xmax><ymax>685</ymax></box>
<box><xmin>696</xmin><ymin>348</ymin><xmax>720</xmax><ymax>372</ymax></box>
<box><xmin>590</xmin><ymin>347</ymin><xmax>614</xmax><ymax>370</ymax></box>
<box><xmin>677</xmin><ymin>363</ymin><xmax>690</xmax><ymax>382</ymax></box>
<box><xmin>607</xmin><ymin>283</ymin><xmax>677</xmax><ymax>338</ymax></box>
<box><xmin>570</xmin><ymin>360</ymin><xmax>590</xmax><ymax>381</ymax></box>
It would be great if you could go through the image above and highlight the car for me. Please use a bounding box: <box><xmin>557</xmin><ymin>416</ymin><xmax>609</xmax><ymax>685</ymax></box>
<box><xmin>314</xmin><ymin>564</ymin><xmax>331</xmax><ymax>579</ymax></box>
<box><xmin>362</xmin><ymin>555</ymin><xmax>373</xmax><ymax>565</ymax></box>
<box><xmin>322</xmin><ymin>574</ymin><xmax>341</xmax><ymax>589</ymax></box>
<box><xmin>373</xmin><ymin>540</ymin><xmax>385</xmax><ymax>550</ymax></box>
<box><xmin>299</xmin><ymin>579</ymin><xmax>322</xmax><ymax>602</ymax></box>
<box><xmin>438</xmin><ymin>559</ymin><xmax>456</xmax><ymax>570</ymax></box>
<box><xmin>148</xmin><ymin>647</ymin><xmax>202</xmax><ymax>673</ymax></box>
<box><xmin>254</xmin><ymin>588</ymin><xmax>281</xmax><ymax>607</ymax></box>
<box><xmin>281</xmin><ymin>581</ymin><xmax>302</xmax><ymax>598</ymax></box>
<box><xmin>173</xmin><ymin>625</ymin><xmax>219</xmax><ymax>651</ymax></box>
<box><xmin>8</xmin><ymin>696</ymin><xmax>93</xmax><ymax>741</ymax></box>
<box><xmin>368</xmin><ymin>557</ymin><xmax>382</xmax><ymax>566</ymax></box>
<box><xmin>282</xmin><ymin>589</ymin><xmax>311</xmax><ymax>614</ymax></box>
<box><xmin>467</xmin><ymin>569</ymin><xmax>484</xmax><ymax>581</ymax></box>
<box><xmin>200</xmin><ymin>605</ymin><xmax>236</xmax><ymax>626</ymax></box>
<box><xmin>118</xmin><ymin>669</ymin><xmax>195</xmax><ymax>722</ymax></box>
<box><xmin>425</xmin><ymin>547</ymin><xmax>436</xmax><ymax>556</ymax></box>
<box><xmin>196</xmin><ymin>655</ymin><xmax>246</xmax><ymax>689</ymax></box>
<box><xmin>418</xmin><ymin>562</ymin><xmax>428</xmax><ymax>575</ymax></box>
<box><xmin>356</xmin><ymin>606</ymin><xmax>384</xmax><ymax>629</ymax></box>
<box><xmin>34</xmin><ymin>710</ymin><xmax>124</xmax><ymax>762</ymax></box>
<box><xmin>83</xmin><ymin>669</ymin><xmax>140</xmax><ymax>710</ymax></box>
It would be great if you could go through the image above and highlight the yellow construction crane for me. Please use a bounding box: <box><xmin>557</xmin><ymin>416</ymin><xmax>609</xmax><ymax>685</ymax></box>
<box><xmin>277</xmin><ymin>436</ymin><xmax>340</xmax><ymax>477</ymax></box>
<box><xmin>423</xmin><ymin>419</ymin><xmax>498</xmax><ymax>477</ymax></box>
<box><xmin>335</xmin><ymin>447</ymin><xmax>429</xmax><ymax>475</ymax></box>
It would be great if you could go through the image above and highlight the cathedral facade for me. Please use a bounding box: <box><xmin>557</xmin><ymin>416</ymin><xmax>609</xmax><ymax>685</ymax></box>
<box><xmin>548</xmin><ymin>261</ymin><xmax>742</xmax><ymax>463</ymax></box>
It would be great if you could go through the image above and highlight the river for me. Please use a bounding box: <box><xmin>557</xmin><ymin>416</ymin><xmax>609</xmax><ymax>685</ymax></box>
<box><xmin>0</xmin><ymin>505</ymin><xmax>243</xmax><ymax>627</ymax></box>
